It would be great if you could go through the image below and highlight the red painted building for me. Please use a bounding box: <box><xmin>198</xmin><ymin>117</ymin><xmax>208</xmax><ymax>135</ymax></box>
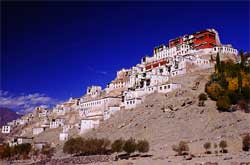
<box><xmin>168</xmin><ymin>29</ymin><xmax>219</xmax><ymax>50</ymax></box>
<box><xmin>169</xmin><ymin>38</ymin><xmax>183</xmax><ymax>48</ymax></box>
<box><xmin>145</xmin><ymin>59</ymin><xmax>168</xmax><ymax>70</ymax></box>
<box><xmin>192</xmin><ymin>30</ymin><xmax>217</xmax><ymax>49</ymax></box>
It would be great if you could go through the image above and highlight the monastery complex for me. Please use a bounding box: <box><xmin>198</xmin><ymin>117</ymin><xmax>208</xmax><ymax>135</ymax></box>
<box><xmin>2</xmin><ymin>29</ymin><xmax>238</xmax><ymax>147</ymax></box>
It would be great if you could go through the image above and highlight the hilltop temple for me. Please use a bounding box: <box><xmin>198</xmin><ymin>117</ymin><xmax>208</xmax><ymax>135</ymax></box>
<box><xmin>2</xmin><ymin>29</ymin><xmax>238</xmax><ymax>146</ymax></box>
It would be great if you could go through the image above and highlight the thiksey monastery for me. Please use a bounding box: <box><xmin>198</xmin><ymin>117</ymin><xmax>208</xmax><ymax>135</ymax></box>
<box><xmin>1</xmin><ymin>29</ymin><xmax>238</xmax><ymax>147</ymax></box>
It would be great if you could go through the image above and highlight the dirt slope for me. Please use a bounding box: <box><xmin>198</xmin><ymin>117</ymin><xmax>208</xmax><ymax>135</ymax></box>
<box><xmin>81</xmin><ymin>68</ymin><xmax>250</xmax><ymax>156</ymax></box>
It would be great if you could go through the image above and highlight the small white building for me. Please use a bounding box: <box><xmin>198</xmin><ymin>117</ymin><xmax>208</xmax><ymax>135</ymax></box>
<box><xmin>53</xmin><ymin>105</ymin><xmax>67</xmax><ymax>116</ymax></box>
<box><xmin>59</xmin><ymin>132</ymin><xmax>69</xmax><ymax>141</ymax></box>
<box><xmin>105</xmin><ymin>68</ymin><xmax>132</xmax><ymax>92</ymax></box>
<box><xmin>7</xmin><ymin>120</ymin><xmax>15</xmax><ymax>126</ymax></box>
<box><xmin>32</xmin><ymin>127</ymin><xmax>45</xmax><ymax>135</ymax></box>
<box><xmin>9</xmin><ymin>136</ymin><xmax>33</xmax><ymax>146</ymax></box>
<box><xmin>86</xmin><ymin>86</ymin><xmax>102</xmax><ymax>97</ymax></box>
<box><xmin>157</xmin><ymin>83</ymin><xmax>181</xmax><ymax>93</ymax></box>
<box><xmin>38</xmin><ymin>109</ymin><xmax>50</xmax><ymax>118</ymax></box>
<box><xmin>123</xmin><ymin>83</ymin><xmax>181</xmax><ymax>109</ymax></box>
<box><xmin>124</xmin><ymin>98</ymin><xmax>143</xmax><ymax>109</ymax></box>
<box><xmin>62</xmin><ymin>124</ymin><xmax>74</xmax><ymax>133</ymax></box>
<box><xmin>103</xmin><ymin>106</ymin><xmax>120</xmax><ymax>120</ymax></box>
<box><xmin>79</xmin><ymin>96</ymin><xmax>121</xmax><ymax>118</ymax></box>
<box><xmin>34</xmin><ymin>142</ymin><xmax>48</xmax><ymax>150</ymax></box>
<box><xmin>213</xmin><ymin>45</ymin><xmax>238</xmax><ymax>55</ymax></box>
<box><xmin>50</xmin><ymin>118</ymin><xmax>65</xmax><ymax>129</ymax></box>
<box><xmin>80</xmin><ymin>118</ymin><xmax>100</xmax><ymax>134</ymax></box>
<box><xmin>2</xmin><ymin>125</ymin><xmax>11</xmax><ymax>134</ymax></box>
<box><xmin>16</xmin><ymin>118</ymin><xmax>28</xmax><ymax>125</ymax></box>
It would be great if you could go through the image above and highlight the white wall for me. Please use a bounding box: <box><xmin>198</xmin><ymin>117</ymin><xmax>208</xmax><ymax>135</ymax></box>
<box><xmin>124</xmin><ymin>98</ymin><xmax>142</xmax><ymax>109</ymax></box>
<box><xmin>2</xmin><ymin>125</ymin><xmax>11</xmax><ymax>134</ymax></box>
<box><xmin>50</xmin><ymin>119</ymin><xmax>64</xmax><ymax>128</ymax></box>
<box><xmin>80</xmin><ymin>119</ymin><xmax>100</xmax><ymax>133</ymax></box>
<box><xmin>59</xmin><ymin>133</ymin><xmax>69</xmax><ymax>141</ymax></box>
<box><xmin>79</xmin><ymin>97</ymin><xmax>121</xmax><ymax>117</ymax></box>
<box><xmin>158</xmin><ymin>83</ymin><xmax>181</xmax><ymax>93</ymax></box>
<box><xmin>103</xmin><ymin>106</ymin><xmax>120</xmax><ymax>120</ymax></box>
<box><xmin>32</xmin><ymin>127</ymin><xmax>44</xmax><ymax>135</ymax></box>
<box><xmin>213</xmin><ymin>46</ymin><xmax>238</xmax><ymax>55</ymax></box>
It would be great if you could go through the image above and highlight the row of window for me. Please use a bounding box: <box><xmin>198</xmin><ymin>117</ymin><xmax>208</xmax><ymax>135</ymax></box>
<box><xmin>126</xmin><ymin>100</ymin><xmax>135</xmax><ymax>105</ymax></box>
<box><xmin>157</xmin><ymin>48</ymin><xmax>192</xmax><ymax>59</ymax></box>
<box><xmin>159</xmin><ymin>84</ymin><xmax>171</xmax><ymax>90</ymax></box>
<box><xmin>214</xmin><ymin>47</ymin><xmax>237</xmax><ymax>53</ymax></box>
<box><xmin>172</xmin><ymin>71</ymin><xmax>178</xmax><ymax>76</ymax></box>
<box><xmin>82</xmin><ymin>98</ymin><xmax>109</xmax><ymax>107</ymax></box>
<box><xmin>196</xmin><ymin>60</ymin><xmax>209</xmax><ymax>64</ymax></box>
<box><xmin>112</xmin><ymin>82</ymin><xmax>127</xmax><ymax>89</ymax></box>
<box><xmin>2</xmin><ymin>126</ymin><xmax>10</xmax><ymax>131</ymax></box>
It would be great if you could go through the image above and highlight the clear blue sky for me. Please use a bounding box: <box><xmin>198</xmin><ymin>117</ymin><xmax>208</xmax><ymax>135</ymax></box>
<box><xmin>2</xmin><ymin>1</ymin><xmax>250</xmax><ymax>102</ymax></box>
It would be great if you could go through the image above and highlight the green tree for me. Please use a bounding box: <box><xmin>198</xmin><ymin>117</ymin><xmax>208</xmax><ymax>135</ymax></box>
<box><xmin>242</xmin><ymin>87</ymin><xmax>250</xmax><ymax>100</ymax></box>
<box><xmin>198</xmin><ymin>93</ymin><xmax>208</xmax><ymax>106</ymax></box>
<box><xmin>219</xmin><ymin>140</ymin><xmax>228</xmax><ymax>153</ymax></box>
<box><xmin>123</xmin><ymin>138</ymin><xmax>137</xmax><ymax>155</ymax></box>
<box><xmin>216</xmin><ymin>96</ymin><xmax>231</xmax><ymax>111</ymax></box>
<box><xmin>199</xmin><ymin>93</ymin><xmax>208</xmax><ymax>101</ymax></box>
<box><xmin>214</xmin><ymin>143</ymin><xmax>218</xmax><ymax>154</ymax></box>
<box><xmin>63</xmin><ymin>137</ymin><xmax>84</xmax><ymax>154</ymax></box>
<box><xmin>111</xmin><ymin>139</ymin><xmax>125</xmax><ymax>153</ymax></box>
<box><xmin>203</xmin><ymin>142</ymin><xmax>211</xmax><ymax>154</ymax></box>
<box><xmin>41</xmin><ymin>144</ymin><xmax>54</xmax><ymax>158</ymax></box>
<box><xmin>239</xmin><ymin>49</ymin><xmax>245</xmax><ymax>68</ymax></box>
<box><xmin>136</xmin><ymin>140</ymin><xmax>149</xmax><ymax>153</ymax></box>
<box><xmin>242</xmin><ymin>134</ymin><xmax>250</xmax><ymax>151</ymax></box>
<box><xmin>13</xmin><ymin>143</ymin><xmax>32</xmax><ymax>159</ymax></box>
<box><xmin>215</xmin><ymin>53</ymin><xmax>221</xmax><ymax>73</ymax></box>
<box><xmin>226</xmin><ymin>91</ymin><xmax>238</xmax><ymax>105</ymax></box>
<box><xmin>206</xmin><ymin>83</ymin><xmax>224</xmax><ymax>100</ymax></box>
<box><xmin>172</xmin><ymin>141</ymin><xmax>189</xmax><ymax>156</ymax></box>
<box><xmin>238</xmin><ymin>73</ymin><xmax>242</xmax><ymax>93</ymax></box>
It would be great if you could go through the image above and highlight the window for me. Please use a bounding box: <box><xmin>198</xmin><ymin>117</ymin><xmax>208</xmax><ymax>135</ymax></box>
<box><xmin>164</xmin><ymin>86</ymin><xmax>167</xmax><ymax>89</ymax></box>
<box><xmin>160</xmin><ymin>87</ymin><xmax>162</xmax><ymax>90</ymax></box>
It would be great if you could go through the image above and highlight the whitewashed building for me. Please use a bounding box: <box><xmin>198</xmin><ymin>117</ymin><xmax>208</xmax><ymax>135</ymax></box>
<box><xmin>32</xmin><ymin>127</ymin><xmax>45</xmax><ymax>135</ymax></box>
<box><xmin>124</xmin><ymin>97</ymin><xmax>143</xmax><ymax>109</ymax></box>
<box><xmin>34</xmin><ymin>142</ymin><xmax>48</xmax><ymax>150</ymax></box>
<box><xmin>38</xmin><ymin>109</ymin><xmax>50</xmax><ymax>118</ymax></box>
<box><xmin>86</xmin><ymin>86</ymin><xmax>102</xmax><ymax>97</ymax></box>
<box><xmin>2</xmin><ymin>125</ymin><xmax>11</xmax><ymax>134</ymax></box>
<box><xmin>106</xmin><ymin>69</ymin><xmax>131</xmax><ymax>92</ymax></box>
<box><xmin>157</xmin><ymin>83</ymin><xmax>181</xmax><ymax>93</ymax></box>
<box><xmin>123</xmin><ymin>83</ymin><xmax>181</xmax><ymax>109</ymax></box>
<box><xmin>80</xmin><ymin>118</ymin><xmax>100</xmax><ymax>134</ymax></box>
<box><xmin>59</xmin><ymin>132</ymin><xmax>69</xmax><ymax>141</ymax></box>
<box><xmin>53</xmin><ymin>105</ymin><xmax>66</xmax><ymax>116</ymax></box>
<box><xmin>9</xmin><ymin>136</ymin><xmax>33</xmax><ymax>146</ymax></box>
<box><xmin>16</xmin><ymin>118</ymin><xmax>28</xmax><ymax>125</ymax></box>
<box><xmin>79</xmin><ymin>96</ymin><xmax>121</xmax><ymax>118</ymax></box>
<box><xmin>49</xmin><ymin>118</ymin><xmax>65</xmax><ymax>129</ymax></box>
<box><xmin>103</xmin><ymin>106</ymin><xmax>120</xmax><ymax>120</ymax></box>
<box><xmin>35</xmin><ymin>106</ymin><xmax>49</xmax><ymax>118</ymax></box>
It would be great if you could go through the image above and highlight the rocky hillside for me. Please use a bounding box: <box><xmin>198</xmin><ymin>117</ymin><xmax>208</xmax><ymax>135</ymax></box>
<box><xmin>80</xmin><ymin>68</ymin><xmax>250</xmax><ymax>157</ymax></box>
<box><xmin>2</xmin><ymin>67</ymin><xmax>250</xmax><ymax>164</ymax></box>
<box><xmin>19</xmin><ymin>67</ymin><xmax>249</xmax><ymax>159</ymax></box>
